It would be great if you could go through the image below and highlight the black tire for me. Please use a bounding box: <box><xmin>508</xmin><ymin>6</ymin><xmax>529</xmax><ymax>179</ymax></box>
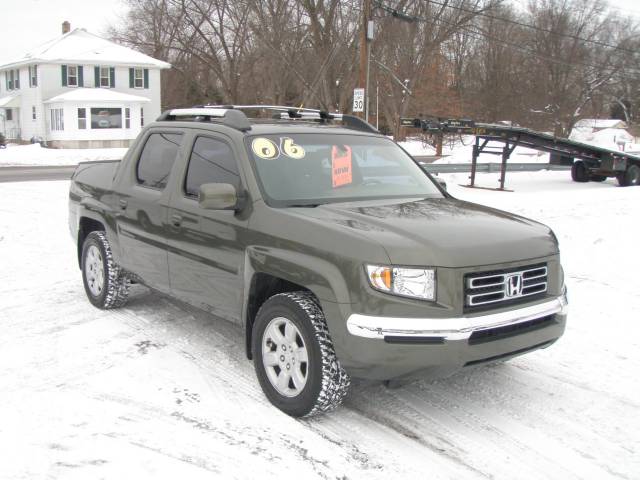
<box><xmin>252</xmin><ymin>291</ymin><xmax>350</xmax><ymax>417</ymax></box>
<box><xmin>571</xmin><ymin>161</ymin><xmax>589</xmax><ymax>182</ymax></box>
<box><xmin>81</xmin><ymin>231</ymin><xmax>130</xmax><ymax>309</ymax></box>
<box><xmin>589</xmin><ymin>174</ymin><xmax>607</xmax><ymax>182</ymax></box>
<box><xmin>617</xmin><ymin>164</ymin><xmax>640</xmax><ymax>187</ymax></box>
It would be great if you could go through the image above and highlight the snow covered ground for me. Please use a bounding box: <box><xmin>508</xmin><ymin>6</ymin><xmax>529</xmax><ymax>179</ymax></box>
<box><xmin>397</xmin><ymin>138</ymin><xmax>437</xmax><ymax>157</ymax></box>
<box><xmin>1</xmin><ymin>173</ymin><xmax>639</xmax><ymax>479</ymax></box>
<box><xmin>0</xmin><ymin>144</ymin><xmax>127</xmax><ymax>167</ymax></box>
<box><xmin>398</xmin><ymin>136</ymin><xmax>549</xmax><ymax>164</ymax></box>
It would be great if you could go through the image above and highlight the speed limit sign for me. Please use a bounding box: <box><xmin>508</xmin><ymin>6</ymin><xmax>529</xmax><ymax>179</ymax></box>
<box><xmin>353</xmin><ymin>88</ymin><xmax>364</xmax><ymax>113</ymax></box>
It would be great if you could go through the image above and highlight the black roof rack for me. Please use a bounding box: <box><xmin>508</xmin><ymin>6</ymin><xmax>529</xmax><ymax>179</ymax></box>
<box><xmin>156</xmin><ymin>107</ymin><xmax>252</xmax><ymax>131</ymax></box>
<box><xmin>156</xmin><ymin>105</ymin><xmax>379</xmax><ymax>134</ymax></box>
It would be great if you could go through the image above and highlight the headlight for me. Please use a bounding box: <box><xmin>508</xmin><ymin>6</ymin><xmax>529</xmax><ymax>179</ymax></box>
<box><xmin>366</xmin><ymin>265</ymin><xmax>436</xmax><ymax>301</ymax></box>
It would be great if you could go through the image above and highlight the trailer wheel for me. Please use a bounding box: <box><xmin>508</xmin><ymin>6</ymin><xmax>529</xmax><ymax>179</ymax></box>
<box><xmin>617</xmin><ymin>164</ymin><xmax>640</xmax><ymax>187</ymax></box>
<box><xmin>571</xmin><ymin>161</ymin><xmax>589</xmax><ymax>182</ymax></box>
<box><xmin>589</xmin><ymin>174</ymin><xmax>607</xmax><ymax>182</ymax></box>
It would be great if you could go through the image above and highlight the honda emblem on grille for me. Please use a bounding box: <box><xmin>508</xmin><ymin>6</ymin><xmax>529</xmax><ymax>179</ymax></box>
<box><xmin>505</xmin><ymin>274</ymin><xmax>524</xmax><ymax>298</ymax></box>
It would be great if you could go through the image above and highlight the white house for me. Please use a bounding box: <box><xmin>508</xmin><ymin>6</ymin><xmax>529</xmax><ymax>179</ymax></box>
<box><xmin>0</xmin><ymin>23</ymin><xmax>170</xmax><ymax>148</ymax></box>
<box><xmin>573</xmin><ymin>119</ymin><xmax>628</xmax><ymax>132</ymax></box>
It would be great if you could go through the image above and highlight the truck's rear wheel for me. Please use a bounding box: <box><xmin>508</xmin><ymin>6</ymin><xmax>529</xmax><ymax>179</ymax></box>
<box><xmin>81</xmin><ymin>231</ymin><xmax>130</xmax><ymax>309</ymax></box>
<box><xmin>617</xmin><ymin>164</ymin><xmax>640</xmax><ymax>187</ymax></box>
<box><xmin>252</xmin><ymin>291</ymin><xmax>350</xmax><ymax>417</ymax></box>
<box><xmin>571</xmin><ymin>161</ymin><xmax>589</xmax><ymax>182</ymax></box>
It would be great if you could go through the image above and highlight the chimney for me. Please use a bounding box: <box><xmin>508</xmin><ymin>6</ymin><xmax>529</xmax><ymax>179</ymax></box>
<box><xmin>62</xmin><ymin>21</ymin><xmax>70</xmax><ymax>35</ymax></box>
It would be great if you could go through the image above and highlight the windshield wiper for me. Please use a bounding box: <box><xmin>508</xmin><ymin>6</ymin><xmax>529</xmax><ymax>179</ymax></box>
<box><xmin>287</xmin><ymin>203</ymin><xmax>321</xmax><ymax>208</ymax></box>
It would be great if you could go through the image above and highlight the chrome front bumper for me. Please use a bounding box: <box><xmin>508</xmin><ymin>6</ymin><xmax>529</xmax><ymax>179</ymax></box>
<box><xmin>346</xmin><ymin>293</ymin><xmax>568</xmax><ymax>341</ymax></box>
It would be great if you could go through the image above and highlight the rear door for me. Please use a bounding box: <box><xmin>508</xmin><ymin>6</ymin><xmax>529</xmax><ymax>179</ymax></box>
<box><xmin>167</xmin><ymin>133</ymin><xmax>248</xmax><ymax>323</ymax></box>
<box><xmin>114</xmin><ymin>130</ymin><xmax>184</xmax><ymax>293</ymax></box>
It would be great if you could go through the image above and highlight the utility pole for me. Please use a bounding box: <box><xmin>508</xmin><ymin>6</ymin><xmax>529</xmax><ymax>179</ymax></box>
<box><xmin>359</xmin><ymin>0</ymin><xmax>371</xmax><ymax>121</ymax></box>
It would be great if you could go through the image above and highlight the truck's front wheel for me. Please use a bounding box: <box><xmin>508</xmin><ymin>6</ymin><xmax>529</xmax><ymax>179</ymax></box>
<box><xmin>571</xmin><ymin>161</ymin><xmax>589</xmax><ymax>182</ymax></box>
<box><xmin>81</xmin><ymin>231</ymin><xmax>130</xmax><ymax>309</ymax></box>
<box><xmin>252</xmin><ymin>292</ymin><xmax>350</xmax><ymax>417</ymax></box>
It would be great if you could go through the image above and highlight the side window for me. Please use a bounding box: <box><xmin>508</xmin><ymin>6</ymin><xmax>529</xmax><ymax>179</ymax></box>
<box><xmin>136</xmin><ymin>133</ymin><xmax>183</xmax><ymax>189</ymax></box>
<box><xmin>184</xmin><ymin>137</ymin><xmax>241</xmax><ymax>197</ymax></box>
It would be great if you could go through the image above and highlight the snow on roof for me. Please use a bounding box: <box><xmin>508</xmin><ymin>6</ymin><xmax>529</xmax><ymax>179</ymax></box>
<box><xmin>0</xmin><ymin>28</ymin><xmax>171</xmax><ymax>70</ymax></box>
<box><xmin>44</xmin><ymin>88</ymin><xmax>151</xmax><ymax>104</ymax></box>
<box><xmin>574</xmin><ymin>118</ymin><xmax>627</xmax><ymax>129</ymax></box>
<box><xmin>0</xmin><ymin>94</ymin><xmax>21</xmax><ymax>108</ymax></box>
<box><xmin>592</xmin><ymin>127</ymin><xmax>634</xmax><ymax>142</ymax></box>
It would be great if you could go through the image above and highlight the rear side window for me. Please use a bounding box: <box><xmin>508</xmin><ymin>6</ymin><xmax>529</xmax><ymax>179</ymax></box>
<box><xmin>136</xmin><ymin>133</ymin><xmax>183</xmax><ymax>189</ymax></box>
<box><xmin>184</xmin><ymin>136</ymin><xmax>241</xmax><ymax>197</ymax></box>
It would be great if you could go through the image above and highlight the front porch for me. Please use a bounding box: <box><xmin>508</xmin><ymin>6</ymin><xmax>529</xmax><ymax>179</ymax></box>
<box><xmin>0</xmin><ymin>94</ymin><xmax>21</xmax><ymax>141</ymax></box>
<box><xmin>44</xmin><ymin>88</ymin><xmax>149</xmax><ymax>149</ymax></box>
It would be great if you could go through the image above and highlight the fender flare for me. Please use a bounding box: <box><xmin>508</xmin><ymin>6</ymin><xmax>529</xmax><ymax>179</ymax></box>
<box><xmin>241</xmin><ymin>246</ymin><xmax>352</xmax><ymax>357</ymax></box>
<box><xmin>76</xmin><ymin>199</ymin><xmax>122</xmax><ymax>264</ymax></box>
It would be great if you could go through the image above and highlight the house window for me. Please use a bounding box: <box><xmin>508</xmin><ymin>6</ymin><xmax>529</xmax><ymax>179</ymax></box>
<box><xmin>50</xmin><ymin>108</ymin><xmax>64</xmax><ymax>131</ymax></box>
<box><xmin>100</xmin><ymin>67</ymin><xmax>110</xmax><ymax>87</ymax></box>
<box><xmin>68</xmin><ymin>66</ymin><xmax>78</xmax><ymax>87</ymax></box>
<box><xmin>32</xmin><ymin>106</ymin><xmax>36</xmax><ymax>120</ymax></box>
<box><xmin>29</xmin><ymin>65</ymin><xmax>38</xmax><ymax>87</ymax></box>
<box><xmin>90</xmin><ymin>108</ymin><xmax>122</xmax><ymax>129</ymax></box>
<box><xmin>5</xmin><ymin>70</ymin><xmax>20</xmax><ymax>90</ymax></box>
<box><xmin>141</xmin><ymin>108</ymin><xmax>144</xmax><ymax>126</ymax></box>
<box><xmin>5</xmin><ymin>109</ymin><xmax>12</xmax><ymax>121</ymax></box>
<box><xmin>125</xmin><ymin>108</ymin><xmax>131</xmax><ymax>128</ymax></box>
<box><xmin>78</xmin><ymin>108</ymin><xmax>87</xmax><ymax>129</ymax></box>
<box><xmin>134</xmin><ymin>68</ymin><xmax>144</xmax><ymax>88</ymax></box>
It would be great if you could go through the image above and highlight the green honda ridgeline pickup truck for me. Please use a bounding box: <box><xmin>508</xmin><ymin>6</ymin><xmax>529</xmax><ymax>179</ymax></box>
<box><xmin>69</xmin><ymin>106</ymin><xmax>568</xmax><ymax>417</ymax></box>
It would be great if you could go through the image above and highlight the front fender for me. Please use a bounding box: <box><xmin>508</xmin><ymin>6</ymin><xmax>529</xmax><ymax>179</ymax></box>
<box><xmin>240</xmin><ymin>246</ymin><xmax>355</xmax><ymax>361</ymax></box>
<box><xmin>245</xmin><ymin>246</ymin><xmax>351</xmax><ymax>304</ymax></box>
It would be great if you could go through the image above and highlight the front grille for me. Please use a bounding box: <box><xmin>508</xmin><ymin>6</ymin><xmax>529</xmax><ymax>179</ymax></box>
<box><xmin>464</xmin><ymin>263</ymin><xmax>547</xmax><ymax>311</ymax></box>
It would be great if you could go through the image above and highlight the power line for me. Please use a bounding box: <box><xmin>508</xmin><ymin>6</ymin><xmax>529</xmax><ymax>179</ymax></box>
<box><xmin>422</xmin><ymin>0</ymin><xmax>638</xmax><ymax>55</ymax></box>
<box><xmin>373</xmin><ymin>1</ymin><xmax>640</xmax><ymax>80</ymax></box>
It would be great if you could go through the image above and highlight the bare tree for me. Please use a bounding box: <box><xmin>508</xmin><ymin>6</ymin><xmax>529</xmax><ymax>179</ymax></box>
<box><xmin>108</xmin><ymin>0</ymin><xmax>640</xmax><ymax>137</ymax></box>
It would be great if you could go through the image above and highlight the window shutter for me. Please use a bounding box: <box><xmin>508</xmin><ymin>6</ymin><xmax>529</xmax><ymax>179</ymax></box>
<box><xmin>129</xmin><ymin>68</ymin><xmax>134</xmax><ymax>88</ymax></box>
<box><xmin>110</xmin><ymin>67</ymin><xmax>115</xmax><ymax>88</ymax></box>
<box><xmin>62</xmin><ymin>65</ymin><xmax>67</xmax><ymax>87</ymax></box>
<box><xmin>143</xmin><ymin>68</ymin><xmax>149</xmax><ymax>89</ymax></box>
<box><xmin>29</xmin><ymin>67</ymin><xmax>32</xmax><ymax>88</ymax></box>
<box><xmin>15</xmin><ymin>70</ymin><xmax>20</xmax><ymax>89</ymax></box>
<box><xmin>78</xmin><ymin>66</ymin><xmax>84</xmax><ymax>87</ymax></box>
<box><xmin>5</xmin><ymin>72</ymin><xmax>8</xmax><ymax>90</ymax></box>
<box><xmin>94</xmin><ymin>67</ymin><xmax>99</xmax><ymax>87</ymax></box>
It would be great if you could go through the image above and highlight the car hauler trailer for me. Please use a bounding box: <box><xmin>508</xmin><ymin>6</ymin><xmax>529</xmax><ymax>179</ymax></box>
<box><xmin>401</xmin><ymin>118</ymin><xmax>640</xmax><ymax>189</ymax></box>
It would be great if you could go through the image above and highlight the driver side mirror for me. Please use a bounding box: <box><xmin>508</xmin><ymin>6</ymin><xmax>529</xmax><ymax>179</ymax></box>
<box><xmin>435</xmin><ymin>178</ymin><xmax>447</xmax><ymax>191</ymax></box>
<box><xmin>198</xmin><ymin>183</ymin><xmax>245</xmax><ymax>211</ymax></box>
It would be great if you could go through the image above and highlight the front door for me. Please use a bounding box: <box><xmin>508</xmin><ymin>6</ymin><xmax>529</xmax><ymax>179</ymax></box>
<box><xmin>167</xmin><ymin>134</ymin><xmax>248</xmax><ymax>323</ymax></box>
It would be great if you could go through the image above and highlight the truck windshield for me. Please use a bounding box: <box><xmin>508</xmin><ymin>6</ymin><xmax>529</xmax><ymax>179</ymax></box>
<box><xmin>245</xmin><ymin>133</ymin><xmax>442</xmax><ymax>207</ymax></box>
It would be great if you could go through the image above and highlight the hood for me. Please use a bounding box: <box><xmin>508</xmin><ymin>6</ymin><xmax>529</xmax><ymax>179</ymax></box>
<box><xmin>294</xmin><ymin>197</ymin><xmax>558</xmax><ymax>268</ymax></box>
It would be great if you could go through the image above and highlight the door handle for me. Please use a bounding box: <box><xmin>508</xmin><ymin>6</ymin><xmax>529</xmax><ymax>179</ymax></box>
<box><xmin>119</xmin><ymin>199</ymin><xmax>128</xmax><ymax>210</ymax></box>
<box><xmin>171</xmin><ymin>214</ymin><xmax>183</xmax><ymax>227</ymax></box>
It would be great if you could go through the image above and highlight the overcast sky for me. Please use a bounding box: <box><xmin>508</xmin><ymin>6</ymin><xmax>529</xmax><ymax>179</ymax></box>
<box><xmin>0</xmin><ymin>0</ymin><xmax>128</xmax><ymax>64</ymax></box>
<box><xmin>0</xmin><ymin>0</ymin><xmax>639</xmax><ymax>65</ymax></box>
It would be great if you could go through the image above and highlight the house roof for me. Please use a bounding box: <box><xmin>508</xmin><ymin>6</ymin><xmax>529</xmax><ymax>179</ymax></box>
<box><xmin>44</xmin><ymin>88</ymin><xmax>151</xmax><ymax>104</ymax></box>
<box><xmin>0</xmin><ymin>28</ymin><xmax>171</xmax><ymax>70</ymax></box>
<box><xmin>574</xmin><ymin>119</ymin><xmax>627</xmax><ymax>130</ymax></box>
<box><xmin>0</xmin><ymin>94</ymin><xmax>21</xmax><ymax>108</ymax></box>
